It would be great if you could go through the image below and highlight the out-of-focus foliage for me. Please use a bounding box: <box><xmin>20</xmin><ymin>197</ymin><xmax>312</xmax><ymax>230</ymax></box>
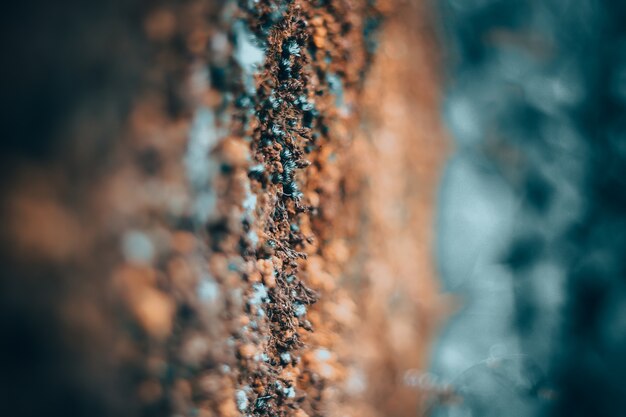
<box><xmin>433</xmin><ymin>0</ymin><xmax>626</xmax><ymax>416</ymax></box>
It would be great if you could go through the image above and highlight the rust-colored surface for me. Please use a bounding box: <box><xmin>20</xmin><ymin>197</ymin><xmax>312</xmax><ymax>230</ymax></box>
<box><xmin>0</xmin><ymin>1</ymin><xmax>448</xmax><ymax>417</ymax></box>
<box><xmin>334</xmin><ymin>1</ymin><xmax>449</xmax><ymax>416</ymax></box>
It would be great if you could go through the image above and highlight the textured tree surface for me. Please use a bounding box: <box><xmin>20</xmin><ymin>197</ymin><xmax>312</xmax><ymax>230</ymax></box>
<box><xmin>0</xmin><ymin>1</ymin><xmax>446</xmax><ymax>417</ymax></box>
<box><xmin>8</xmin><ymin>1</ymin><xmax>626</xmax><ymax>417</ymax></box>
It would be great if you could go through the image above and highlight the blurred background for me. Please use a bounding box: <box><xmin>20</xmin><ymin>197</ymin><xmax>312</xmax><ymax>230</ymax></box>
<box><xmin>433</xmin><ymin>1</ymin><xmax>626</xmax><ymax>416</ymax></box>
<box><xmin>1</xmin><ymin>1</ymin><xmax>625</xmax><ymax>417</ymax></box>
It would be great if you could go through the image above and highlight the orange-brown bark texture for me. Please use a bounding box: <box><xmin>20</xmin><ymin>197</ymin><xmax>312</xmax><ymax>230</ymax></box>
<box><xmin>0</xmin><ymin>1</ymin><xmax>447</xmax><ymax>417</ymax></box>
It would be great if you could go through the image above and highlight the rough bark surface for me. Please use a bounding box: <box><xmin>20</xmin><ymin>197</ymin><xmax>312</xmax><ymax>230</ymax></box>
<box><xmin>0</xmin><ymin>1</ymin><xmax>446</xmax><ymax>417</ymax></box>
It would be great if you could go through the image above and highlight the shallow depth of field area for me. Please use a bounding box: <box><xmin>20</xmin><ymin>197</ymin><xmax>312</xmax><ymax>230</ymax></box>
<box><xmin>2</xmin><ymin>1</ymin><xmax>626</xmax><ymax>417</ymax></box>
